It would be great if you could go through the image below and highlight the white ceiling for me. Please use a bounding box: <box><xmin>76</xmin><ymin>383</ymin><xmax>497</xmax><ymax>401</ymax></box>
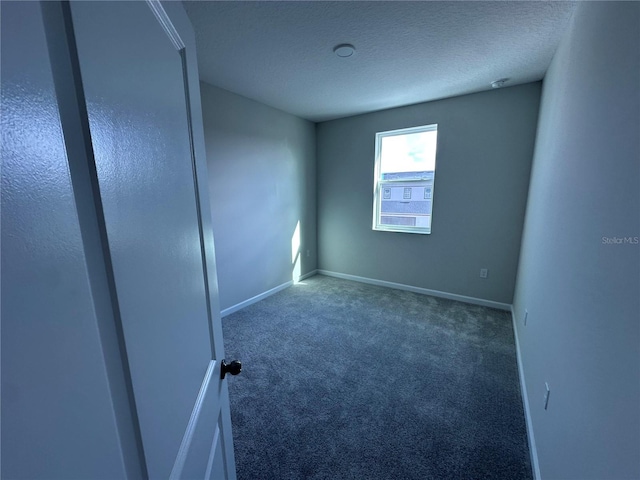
<box><xmin>183</xmin><ymin>1</ymin><xmax>576</xmax><ymax>122</ymax></box>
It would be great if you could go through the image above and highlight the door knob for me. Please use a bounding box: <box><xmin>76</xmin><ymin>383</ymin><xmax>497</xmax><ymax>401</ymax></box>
<box><xmin>220</xmin><ymin>359</ymin><xmax>242</xmax><ymax>379</ymax></box>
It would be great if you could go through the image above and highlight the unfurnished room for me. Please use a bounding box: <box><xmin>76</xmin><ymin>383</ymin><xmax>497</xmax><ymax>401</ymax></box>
<box><xmin>2</xmin><ymin>1</ymin><xmax>639</xmax><ymax>479</ymax></box>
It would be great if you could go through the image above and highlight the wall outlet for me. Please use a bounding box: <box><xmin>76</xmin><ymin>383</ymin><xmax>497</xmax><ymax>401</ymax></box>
<box><xmin>543</xmin><ymin>382</ymin><xmax>550</xmax><ymax>410</ymax></box>
<box><xmin>524</xmin><ymin>310</ymin><xmax>528</xmax><ymax>326</ymax></box>
<box><xmin>306</xmin><ymin>250</ymin><xmax>310</xmax><ymax>257</ymax></box>
<box><xmin>480</xmin><ymin>268</ymin><xmax>488</xmax><ymax>279</ymax></box>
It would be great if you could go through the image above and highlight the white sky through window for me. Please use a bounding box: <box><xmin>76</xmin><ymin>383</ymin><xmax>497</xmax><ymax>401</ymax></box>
<box><xmin>380</xmin><ymin>130</ymin><xmax>437</xmax><ymax>174</ymax></box>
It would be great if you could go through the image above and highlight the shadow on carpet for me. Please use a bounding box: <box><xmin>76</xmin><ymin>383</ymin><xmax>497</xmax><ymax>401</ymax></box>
<box><xmin>222</xmin><ymin>275</ymin><xmax>532</xmax><ymax>480</ymax></box>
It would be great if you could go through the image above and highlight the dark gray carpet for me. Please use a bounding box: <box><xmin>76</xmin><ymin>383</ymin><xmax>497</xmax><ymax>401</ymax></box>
<box><xmin>222</xmin><ymin>275</ymin><xmax>532</xmax><ymax>480</ymax></box>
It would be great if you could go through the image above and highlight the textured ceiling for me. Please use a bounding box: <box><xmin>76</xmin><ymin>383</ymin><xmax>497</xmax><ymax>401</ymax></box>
<box><xmin>184</xmin><ymin>1</ymin><xmax>576</xmax><ymax>122</ymax></box>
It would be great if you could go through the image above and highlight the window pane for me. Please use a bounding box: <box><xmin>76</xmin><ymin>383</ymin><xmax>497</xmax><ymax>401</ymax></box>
<box><xmin>373</xmin><ymin>125</ymin><xmax>438</xmax><ymax>234</ymax></box>
<box><xmin>380</xmin><ymin>130</ymin><xmax>437</xmax><ymax>176</ymax></box>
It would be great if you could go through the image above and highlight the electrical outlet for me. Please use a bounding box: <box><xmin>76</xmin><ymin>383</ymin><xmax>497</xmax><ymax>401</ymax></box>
<box><xmin>480</xmin><ymin>268</ymin><xmax>488</xmax><ymax>279</ymax></box>
<box><xmin>524</xmin><ymin>310</ymin><xmax>528</xmax><ymax>326</ymax></box>
<box><xmin>543</xmin><ymin>383</ymin><xmax>550</xmax><ymax>410</ymax></box>
<box><xmin>306</xmin><ymin>250</ymin><xmax>310</xmax><ymax>257</ymax></box>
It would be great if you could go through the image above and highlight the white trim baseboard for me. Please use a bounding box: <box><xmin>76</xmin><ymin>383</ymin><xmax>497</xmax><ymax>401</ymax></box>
<box><xmin>220</xmin><ymin>271</ymin><xmax>319</xmax><ymax>318</ymax></box>
<box><xmin>511</xmin><ymin>305</ymin><xmax>541</xmax><ymax>480</ymax></box>
<box><xmin>317</xmin><ymin>270</ymin><xmax>511</xmax><ymax>311</ymax></box>
<box><xmin>220</xmin><ymin>280</ymin><xmax>293</xmax><ymax>318</ymax></box>
<box><xmin>298</xmin><ymin>269</ymin><xmax>318</xmax><ymax>282</ymax></box>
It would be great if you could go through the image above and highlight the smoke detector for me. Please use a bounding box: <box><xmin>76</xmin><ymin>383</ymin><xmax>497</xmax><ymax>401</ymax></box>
<box><xmin>333</xmin><ymin>44</ymin><xmax>355</xmax><ymax>58</ymax></box>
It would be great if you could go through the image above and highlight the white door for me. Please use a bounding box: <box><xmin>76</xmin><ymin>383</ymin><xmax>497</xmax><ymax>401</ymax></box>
<box><xmin>1</xmin><ymin>1</ymin><xmax>237</xmax><ymax>478</ymax></box>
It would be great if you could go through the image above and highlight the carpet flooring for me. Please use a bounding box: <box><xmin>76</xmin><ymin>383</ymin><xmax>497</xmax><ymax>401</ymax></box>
<box><xmin>222</xmin><ymin>275</ymin><xmax>532</xmax><ymax>480</ymax></box>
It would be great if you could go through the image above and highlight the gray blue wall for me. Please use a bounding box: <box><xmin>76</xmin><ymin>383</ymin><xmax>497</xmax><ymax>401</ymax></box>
<box><xmin>317</xmin><ymin>83</ymin><xmax>541</xmax><ymax>304</ymax></box>
<box><xmin>512</xmin><ymin>2</ymin><xmax>640</xmax><ymax>479</ymax></box>
<box><xmin>200</xmin><ymin>83</ymin><xmax>316</xmax><ymax>312</ymax></box>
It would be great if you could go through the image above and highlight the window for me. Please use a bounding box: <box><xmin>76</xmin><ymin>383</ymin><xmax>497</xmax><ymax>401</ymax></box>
<box><xmin>372</xmin><ymin>124</ymin><xmax>438</xmax><ymax>234</ymax></box>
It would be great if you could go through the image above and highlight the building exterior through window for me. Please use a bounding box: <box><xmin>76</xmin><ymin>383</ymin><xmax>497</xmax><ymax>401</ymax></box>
<box><xmin>373</xmin><ymin>124</ymin><xmax>438</xmax><ymax>234</ymax></box>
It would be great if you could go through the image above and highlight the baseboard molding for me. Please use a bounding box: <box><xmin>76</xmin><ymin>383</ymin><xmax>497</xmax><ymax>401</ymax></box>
<box><xmin>298</xmin><ymin>269</ymin><xmax>318</xmax><ymax>282</ymax></box>
<box><xmin>511</xmin><ymin>306</ymin><xmax>541</xmax><ymax>480</ymax></box>
<box><xmin>317</xmin><ymin>270</ymin><xmax>511</xmax><ymax>311</ymax></box>
<box><xmin>220</xmin><ymin>280</ymin><xmax>293</xmax><ymax>318</ymax></box>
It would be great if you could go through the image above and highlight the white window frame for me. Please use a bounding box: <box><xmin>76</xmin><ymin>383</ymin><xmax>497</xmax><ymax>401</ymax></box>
<box><xmin>372</xmin><ymin>124</ymin><xmax>438</xmax><ymax>234</ymax></box>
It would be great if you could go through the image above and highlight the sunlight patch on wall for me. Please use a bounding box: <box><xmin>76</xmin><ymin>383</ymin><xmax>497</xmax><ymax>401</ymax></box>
<box><xmin>291</xmin><ymin>220</ymin><xmax>301</xmax><ymax>283</ymax></box>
